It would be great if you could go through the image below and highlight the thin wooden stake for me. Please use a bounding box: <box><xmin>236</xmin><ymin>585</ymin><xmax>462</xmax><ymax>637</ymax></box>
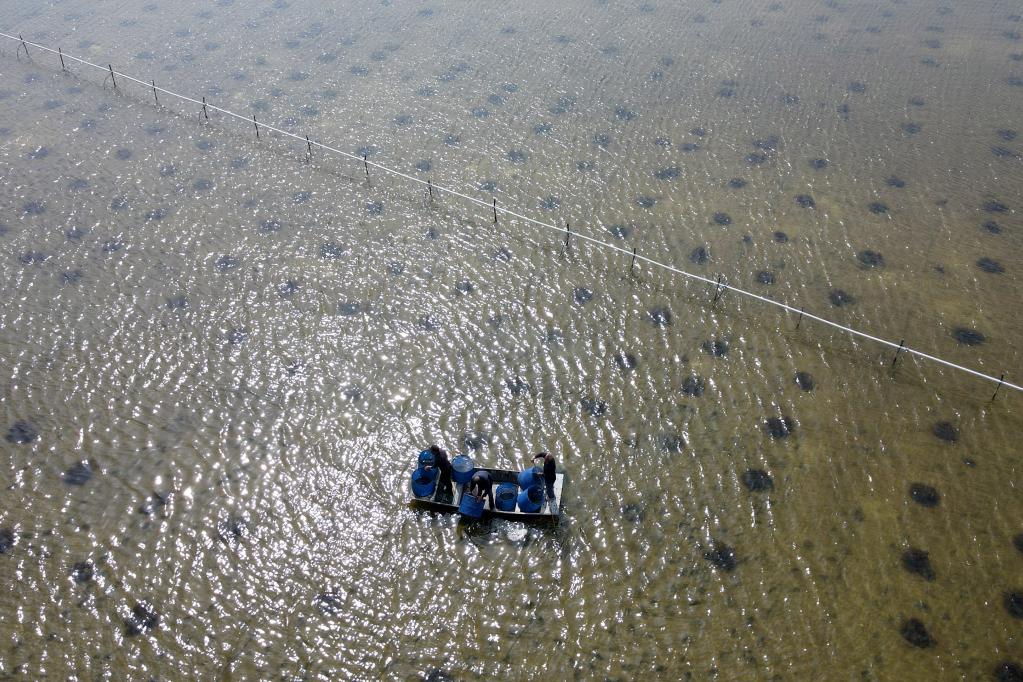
<box><xmin>630</xmin><ymin>247</ymin><xmax>637</xmax><ymax>273</ymax></box>
<box><xmin>253</xmin><ymin>115</ymin><xmax>259</xmax><ymax>139</ymax></box>
<box><xmin>493</xmin><ymin>198</ymin><xmax>498</xmax><ymax>223</ymax></box>
<box><xmin>991</xmin><ymin>374</ymin><xmax>1005</xmax><ymax>402</ymax></box>
<box><xmin>796</xmin><ymin>306</ymin><xmax>804</xmax><ymax>330</ymax></box>
<box><xmin>712</xmin><ymin>275</ymin><xmax>724</xmax><ymax>303</ymax></box>
<box><xmin>363</xmin><ymin>154</ymin><xmax>369</xmax><ymax>180</ymax></box>
<box><xmin>427</xmin><ymin>180</ymin><xmax>433</xmax><ymax>201</ymax></box>
<box><xmin>891</xmin><ymin>339</ymin><xmax>905</xmax><ymax>368</ymax></box>
<box><xmin>108</xmin><ymin>64</ymin><xmax>117</xmax><ymax>89</ymax></box>
<box><xmin>201</xmin><ymin>96</ymin><xmax>209</xmax><ymax>120</ymax></box>
<box><xmin>151</xmin><ymin>80</ymin><xmax>158</xmax><ymax>104</ymax></box>
<box><xmin>17</xmin><ymin>34</ymin><xmax>29</xmax><ymax>59</ymax></box>
<box><xmin>564</xmin><ymin>222</ymin><xmax>571</xmax><ymax>248</ymax></box>
<box><xmin>58</xmin><ymin>47</ymin><xmax>66</xmax><ymax>71</ymax></box>
<box><xmin>305</xmin><ymin>134</ymin><xmax>312</xmax><ymax>160</ymax></box>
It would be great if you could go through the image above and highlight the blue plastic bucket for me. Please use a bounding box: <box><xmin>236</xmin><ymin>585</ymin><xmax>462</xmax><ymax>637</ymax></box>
<box><xmin>459</xmin><ymin>491</ymin><xmax>485</xmax><ymax>518</ymax></box>
<box><xmin>418</xmin><ymin>449</ymin><xmax>435</xmax><ymax>467</ymax></box>
<box><xmin>517</xmin><ymin>466</ymin><xmax>542</xmax><ymax>490</ymax></box>
<box><xmin>451</xmin><ymin>455</ymin><xmax>475</xmax><ymax>484</ymax></box>
<box><xmin>517</xmin><ymin>485</ymin><xmax>544</xmax><ymax>513</ymax></box>
<box><xmin>410</xmin><ymin>467</ymin><xmax>438</xmax><ymax>498</ymax></box>
<box><xmin>495</xmin><ymin>483</ymin><xmax>518</xmax><ymax>512</ymax></box>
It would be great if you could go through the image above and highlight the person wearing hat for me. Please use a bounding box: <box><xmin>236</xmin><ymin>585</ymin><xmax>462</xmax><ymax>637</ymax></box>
<box><xmin>532</xmin><ymin>452</ymin><xmax>557</xmax><ymax>510</ymax></box>
<box><xmin>420</xmin><ymin>445</ymin><xmax>453</xmax><ymax>502</ymax></box>
<box><xmin>466</xmin><ymin>469</ymin><xmax>495</xmax><ymax>511</ymax></box>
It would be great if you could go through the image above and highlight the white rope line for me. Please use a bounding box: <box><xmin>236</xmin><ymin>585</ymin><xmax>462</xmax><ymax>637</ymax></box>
<box><xmin>4</xmin><ymin>32</ymin><xmax>1019</xmax><ymax>395</ymax></box>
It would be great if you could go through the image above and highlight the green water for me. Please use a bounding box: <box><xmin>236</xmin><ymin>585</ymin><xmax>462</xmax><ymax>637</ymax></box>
<box><xmin>0</xmin><ymin>0</ymin><xmax>1021</xmax><ymax>679</ymax></box>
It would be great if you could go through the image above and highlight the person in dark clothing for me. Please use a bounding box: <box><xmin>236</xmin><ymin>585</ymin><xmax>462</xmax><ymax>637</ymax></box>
<box><xmin>427</xmin><ymin>444</ymin><xmax>452</xmax><ymax>502</ymax></box>
<box><xmin>532</xmin><ymin>452</ymin><xmax>557</xmax><ymax>509</ymax></box>
<box><xmin>467</xmin><ymin>470</ymin><xmax>495</xmax><ymax>510</ymax></box>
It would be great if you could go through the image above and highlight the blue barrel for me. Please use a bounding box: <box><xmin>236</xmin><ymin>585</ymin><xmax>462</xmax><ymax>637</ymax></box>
<box><xmin>410</xmin><ymin>467</ymin><xmax>438</xmax><ymax>498</ymax></box>
<box><xmin>418</xmin><ymin>449</ymin><xmax>435</xmax><ymax>467</ymax></box>
<box><xmin>517</xmin><ymin>485</ymin><xmax>544</xmax><ymax>513</ymax></box>
<box><xmin>495</xmin><ymin>483</ymin><xmax>518</xmax><ymax>512</ymax></box>
<box><xmin>459</xmin><ymin>491</ymin><xmax>485</xmax><ymax>518</ymax></box>
<box><xmin>451</xmin><ymin>455</ymin><xmax>475</xmax><ymax>484</ymax></box>
<box><xmin>517</xmin><ymin>466</ymin><xmax>542</xmax><ymax>490</ymax></box>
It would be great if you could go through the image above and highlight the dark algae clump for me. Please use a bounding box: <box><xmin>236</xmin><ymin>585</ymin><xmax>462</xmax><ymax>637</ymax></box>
<box><xmin>995</xmin><ymin>662</ymin><xmax>1023</xmax><ymax>682</ymax></box>
<box><xmin>829</xmin><ymin>289</ymin><xmax>855</xmax><ymax>307</ymax></box>
<box><xmin>71</xmin><ymin>561</ymin><xmax>94</xmax><ymax>583</ymax></box>
<box><xmin>741</xmin><ymin>469</ymin><xmax>773</xmax><ymax>491</ymax></box>
<box><xmin>0</xmin><ymin>528</ymin><xmax>14</xmax><ymax>554</ymax></box>
<box><xmin>765</xmin><ymin>416</ymin><xmax>795</xmax><ymax>439</ymax></box>
<box><xmin>977</xmin><ymin>257</ymin><xmax>1004</xmax><ymax>274</ymax></box>
<box><xmin>63</xmin><ymin>461</ymin><xmax>93</xmax><ymax>486</ymax></box>
<box><xmin>909</xmin><ymin>483</ymin><xmax>940</xmax><ymax>507</ymax></box>
<box><xmin>621</xmin><ymin>503</ymin><xmax>645</xmax><ymax>524</ymax></box>
<box><xmin>704</xmin><ymin>542</ymin><xmax>737</xmax><ymax>572</ymax></box>
<box><xmin>794</xmin><ymin>372</ymin><xmax>815</xmax><ymax>391</ymax></box>
<box><xmin>614</xmin><ymin>352</ymin><xmax>638</xmax><ymax>371</ymax></box>
<box><xmin>702</xmin><ymin>339</ymin><xmax>729</xmax><ymax>357</ymax></box>
<box><xmin>1006</xmin><ymin>591</ymin><xmax>1023</xmax><ymax>619</ymax></box>
<box><xmin>320</xmin><ymin>242</ymin><xmax>347</xmax><ymax>259</ymax></box>
<box><xmin>681</xmin><ymin>375</ymin><xmax>705</xmax><ymax>397</ymax></box>
<box><xmin>858</xmin><ymin>250</ymin><xmax>884</xmax><ymax>267</ymax></box>
<box><xmin>952</xmin><ymin>327</ymin><xmax>985</xmax><ymax>345</ymax></box>
<box><xmin>902</xmin><ymin>548</ymin><xmax>935</xmax><ymax>580</ymax></box>
<box><xmin>900</xmin><ymin>618</ymin><xmax>935</xmax><ymax>648</ymax></box>
<box><xmin>932</xmin><ymin>421</ymin><xmax>958</xmax><ymax>443</ymax></box>
<box><xmin>580</xmin><ymin>397</ymin><xmax>607</xmax><ymax>417</ymax></box>
<box><xmin>6</xmin><ymin>421</ymin><xmax>38</xmax><ymax>444</ymax></box>
<box><xmin>124</xmin><ymin>602</ymin><xmax>160</xmax><ymax>636</ymax></box>
<box><xmin>648</xmin><ymin>307</ymin><xmax>672</xmax><ymax>326</ymax></box>
<box><xmin>506</xmin><ymin>377</ymin><xmax>530</xmax><ymax>396</ymax></box>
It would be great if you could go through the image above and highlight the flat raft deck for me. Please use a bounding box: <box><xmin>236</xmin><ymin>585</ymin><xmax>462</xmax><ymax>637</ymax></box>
<box><xmin>409</xmin><ymin>467</ymin><xmax>564</xmax><ymax>521</ymax></box>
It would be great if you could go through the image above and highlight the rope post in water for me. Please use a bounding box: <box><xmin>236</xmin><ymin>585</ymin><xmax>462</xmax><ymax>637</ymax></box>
<box><xmin>58</xmin><ymin>47</ymin><xmax>66</xmax><ymax>72</ymax></box>
<box><xmin>891</xmin><ymin>339</ymin><xmax>905</xmax><ymax>369</ymax></box>
<box><xmin>0</xmin><ymin>34</ymin><xmax>1018</xmax><ymax>400</ymax></box>
<box><xmin>427</xmin><ymin>179</ymin><xmax>433</xmax><ymax>202</ymax></box>
<box><xmin>712</xmin><ymin>275</ymin><xmax>725</xmax><ymax>304</ymax></box>
<box><xmin>151</xmin><ymin>80</ymin><xmax>158</xmax><ymax>105</ymax></box>
<box><xmin>305</xmin><ymin>134</ymin><xmax>312</xmax><ymax>161</ymax></box>
<box><xmin>363</xmin><ymin>154</ymin><xmax>369</xmax><ymax>181</ymax></box>
<box><xmin>565</xmin><ymin>222</ymin><xmax>571</xmax><ymax>248</ymax></box>
<box><xmin>992</xmin><ymin>374</ymin><xmax>1005</xmax><ymax>402</ymax></box>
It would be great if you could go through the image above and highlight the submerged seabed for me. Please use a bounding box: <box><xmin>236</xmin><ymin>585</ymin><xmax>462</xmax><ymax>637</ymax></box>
<box><xmin>0</xmin><ymin>0</ymin><xmax>1021</xmax><ymax>679</ymax></box>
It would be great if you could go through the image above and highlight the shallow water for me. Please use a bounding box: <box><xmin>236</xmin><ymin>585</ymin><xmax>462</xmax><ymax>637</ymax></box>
<box><xmin>1</xmin><ymin>0</ymin><xmax>1022</xmax><ymax>679</ymax></box>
